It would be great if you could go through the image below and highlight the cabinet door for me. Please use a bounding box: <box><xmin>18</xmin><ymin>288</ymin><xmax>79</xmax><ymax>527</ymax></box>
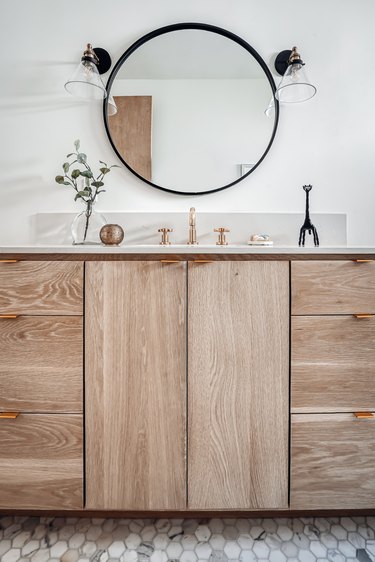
<box><xmin>0</xmin><ymin>261</ymin><xmax>83</xmax><ymax>315</ymax></box>
<box><xmin>0</xmin><ymin>414</ymin><xmax>83</xmax><ymax>509</ymax></box>
<box><xmin>291</xmin><ymin>413</ymin><xmax>375</xmax><ymax>509</ymax></box>
<box><xmin>85</xmin><ymin>261</ymin><xmax>186</xmax><ymax>510</ymax></box>
<box><xmin>292</xmin><ymin>315</ymin><xmax>375</xmax><ymax>413</ymax></box>
<box><xmin>292</xmin><ymin>260</ymin><xmax>375</xmax><ymax>315</ymax></box>
<box><xmin>0</xmin><ymin>316</ymin><xmax>83</xmax><ymax>413</ymax></box>
<box><xmin>188</xmin><ymin>261</ymin><xmax>289</xmax><ymax>509</ymax></box>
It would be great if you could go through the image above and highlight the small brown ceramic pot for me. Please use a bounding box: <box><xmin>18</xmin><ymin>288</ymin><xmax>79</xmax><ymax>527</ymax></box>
<box><xmin>100</xmin><ymin>224</ymin><xmax>125</xmax><ymax>246</ymax></box>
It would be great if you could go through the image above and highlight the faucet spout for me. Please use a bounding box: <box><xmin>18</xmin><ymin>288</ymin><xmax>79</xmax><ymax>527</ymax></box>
<box><xmin>188</xmin><ymin>207</ymin><xmax>198</xmax><ymax>245</ymax></box>
<box><xmin>189</xmin><ymin>207</ymin><xmax>196</xmax><ymax>227</ymax></box>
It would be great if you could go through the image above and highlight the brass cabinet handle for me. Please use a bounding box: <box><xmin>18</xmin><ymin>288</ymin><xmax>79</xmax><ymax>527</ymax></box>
<box><xmin>352</xmin><ymin>259</ymin><xmax>374</xmax><ymax>263</ymax></box>
<box><xmin>353</xmin><ymin>314</ymin><xmax>374</xmax><ymax>319</ymax></box>
<box><xmin>0</xmin><ymin>412</ymin><xmax>19</xmax><ymax>419</ymax></box>
<box><xmin>354</xmin><ymin>412</ymin><xmax>374</xmax><ymax>419</ymax></box>
<box><xmin>192</xmin><ymin>260</ymin><xmax>215</xmax><ymax>263</ymax></box>
<box><xmin>0</xmin><ymin>315</ymin><xmax>18</xmax><ymax>319</ymax></box>
<box><xmin>0</xmin><ymin>260</ymin><xmax>19</xmax><ymax>263</ymax></box>
<box><xmin>160</xmin><ymin>260</ymin><xmax>181</xmax><ymax>263</ymax></box>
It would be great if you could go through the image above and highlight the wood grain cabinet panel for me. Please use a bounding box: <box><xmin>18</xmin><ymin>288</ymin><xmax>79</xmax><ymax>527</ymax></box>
<box><xmin>291</xmin><ymin>413</ymin><xmax>375</xmax><ymax>509</ymax></box>
<box><xmin>0</xmin><ymin>261</ymin><xmax>83</xmax><ymax>315</ymax></box>
<box><xmin>85</xmin><ymin>261</ymin><xmax>186</xmax><ymax>510</ymax></box>
<box><xmin>292</xmin><ymin>315</ymin><xmax>375</xmax><ymax>413</ymax></box>
<box><xmin>0</xmin><ymin>414</ymin><xmax>83</xmax><ymax>509</ymax></box>
<box><xmin>0</xmin><ymin>316</ymin><xmax>83</xmax><ymax>413</ymax></box>
<box><xmin>292</xmin><ymin>260</ymin><xmax>375</xmax><ymax>315</ymax></box>
<box><xmin>188</xmin><ymin>261</ymin><xmax>289</xmax><ymax>509</ymax></box>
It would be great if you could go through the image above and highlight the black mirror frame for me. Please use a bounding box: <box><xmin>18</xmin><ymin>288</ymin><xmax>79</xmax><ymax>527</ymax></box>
<box><xmin>103</xmin><ymin>22</ymin><xmax>279</xmax><ymax>196</ymax></box>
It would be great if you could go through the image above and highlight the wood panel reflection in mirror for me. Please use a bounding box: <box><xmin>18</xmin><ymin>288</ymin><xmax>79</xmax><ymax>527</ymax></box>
<box><xmin>104</xmin><ymin>23</ymin><xmax>278</xmax><ymax>195</ymax></box>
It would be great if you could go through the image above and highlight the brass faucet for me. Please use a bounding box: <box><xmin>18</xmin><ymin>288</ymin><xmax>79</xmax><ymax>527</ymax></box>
<box><xmin>188</xmin><ymin>207</ymin><xmax>198</xmax><ymax>245</ymax></box>
<box><xmin>214</xmin><ymin>227</ymin><xmax>230</xmax><ymax>246</ymax></box>
<box><xmin>158</xmin><ymin>228</ymin><xmax>173</xmax><ymax>245</ymax></box>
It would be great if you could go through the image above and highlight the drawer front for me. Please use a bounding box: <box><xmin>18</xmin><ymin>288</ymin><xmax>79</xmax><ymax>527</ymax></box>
<box><xmin>0</xmin><ymin>261</ymin><xmax>83</xmax><ymax>315</ymax></box>
<box><xmin>0</xmin><ymin>414</ymin><xmax>83</xmax><ymax>509</ymax></box>
<box><xmin>291</xmin><ymin>413</ymin><xmax>375</xmax><ymax>509</ymax></box>
<box><xmin>292</xmin><ymin>315</ymin><xmax>375</xmax><ymax>413</ymax></box>
<box><xmin>0</xmin><ymin>316</ymin><xmax>83</xmax><ymax>413</ymax></box>
<box><xmin>292</xmin><ymin>260</ymin><xmax>375</xmax><ymax>315</ymax></box>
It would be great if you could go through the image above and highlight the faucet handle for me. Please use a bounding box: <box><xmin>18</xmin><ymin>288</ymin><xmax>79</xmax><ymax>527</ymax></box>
<box><xmin>214</xmin><ymin>227</ymin><xmax>230</xmax><ymax>246</ymax></box>
<box><xmin>158</xmin><ymin>228</ymin><xmax>173</xmax><ymax>245</ymax></box>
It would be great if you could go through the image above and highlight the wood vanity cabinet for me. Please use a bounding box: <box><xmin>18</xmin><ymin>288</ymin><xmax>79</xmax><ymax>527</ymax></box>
<box><xmin>1</xmin><ymin>254</ymin><xmax>374</xmax><ymax>513</ymax></box>
<box><xmin>291</xmin><ymin>259</ymin><xmax>375</xmax><ymax>509</ymax></box>
<box><xmin>85</xmin><ymin>260</ymin><xmax>289</xmax><ymax>510</ymax></box>
<box><xmin>0</xmin><ymin>260</ymin><xmax>84</xmax><ymax>509</ymax></box>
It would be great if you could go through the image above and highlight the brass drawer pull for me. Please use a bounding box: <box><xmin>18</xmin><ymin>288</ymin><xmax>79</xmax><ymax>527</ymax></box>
<box><xmin>0</xmin><ymin>315</ymin><xmax>18</xmax><ymax>319</ymax></box>
<box><xmin>353</xmin><ymin>314</ymin><xmax>374</xmax><ymax>319</ymax></box>
<box><xmin>352</xmin><ymin>259</ymin><xmax>374</xmax><ymax>263</ymax></box>
<box><xmin>160</xmin><ymin>260</ymin><xmax>181</xmax><ymax>263</ymax></box>
<box><xmin>0</xmin><ymin>259</ymin><xmax>19</xmax><ymax>263</ymax></box>
<box><xmin>354</xmin><ymin>412</ymin><xmax>374</xmax><ymax>419</ymax></box>
<box><xmin>0</xmin><ymin>412</ymin><xmax>19</xmax><ymax>419</ymax></box>
<box><xmin>193</xmin><ymin>260</ymin><xmax>215</xmax><ymax>263</ymax></box>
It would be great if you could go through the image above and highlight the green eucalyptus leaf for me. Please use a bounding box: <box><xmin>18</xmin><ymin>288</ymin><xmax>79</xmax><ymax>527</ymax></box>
<box><xmin>63</xmin><ymin>181</ymin><xmax>71</xmax><ymax>185</ymax></box>
<box><xmin>66</xmin><ymin>153</ymin><xmax>75</xmax><ymax>158</ymax></box>
<box><xmin>71</xmin><ymin>169</ymin><xmax>81</xmax><ymax>179</ymax></box>
<box><xmin>55</xmin><ymin>175</ymin><xmax>65</xmax><ymax>184</ymax></box>
<box><xmin>74</xmin><ymin>193</ymin><xmax>82</xmax><ymax>201</ymax></box>
<box><xmin>110</xmin><ymin>164</ymin><xmax>121</xmax><ymax>168</ymax></box>
<box><xmin>78</xmin><ymin>190</ymin><xmax>91</xmax><ymax>197</ymax></box>
<box><xmin>85</xmin><ymin>177</ymin><xmax>90</xmax><ymax>187</ymax></box>
<box><xmin>99</xmin><ymin>160</ymin><xmax>107</xmax><ymax>166</ymax></box>
<box><xmin>99</xmin><ymin>167</ymin><xmax>110</xmax><ymax>175</ymax></box>
<box><xmin>80</xmin><ymin>170</ymin><xmax>93</xmax><ymax>178</ymax></box>
<box><xmin>92</xmin><ymin>181</ymin><xmax>104</xmax><ymax>188</ymax></box>
<box><xmin>62</xmin><ymin>162</ymin><xmax>70</xmax><ymax>173</ymax></box>
<box><xmin>74</xmin><ymin>139</ymin><xmax>80</xmax><ymax>151</ymax></box>
<box><xmin>77</xmin><ymin>153</ymin><xmax>87</xmax><ymax>163</ymax></box>
<box><xmin>96</xmin><ymin>190</ymin><xmax>106</xmax><ymax>194</ymax></box>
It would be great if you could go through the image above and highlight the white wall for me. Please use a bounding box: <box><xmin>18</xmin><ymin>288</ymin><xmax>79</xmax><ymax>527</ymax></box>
<box><xmin>0</xmin><ymin>0</ymin><xmax>374</xmax><ymax>245</ymax></box>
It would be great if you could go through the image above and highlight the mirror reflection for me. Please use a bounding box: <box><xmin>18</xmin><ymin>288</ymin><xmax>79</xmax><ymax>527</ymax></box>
<box><xmin>105</xmin><ymin>27</ymin><xmax>277</xmax><ymax>194</ymax></box>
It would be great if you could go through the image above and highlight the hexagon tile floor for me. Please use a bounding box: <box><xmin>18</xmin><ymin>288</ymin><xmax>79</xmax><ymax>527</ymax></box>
<box><xmin>0</xmin><ymin>516</ymin><xmax>375</xmax><ymax>562</ymax></box>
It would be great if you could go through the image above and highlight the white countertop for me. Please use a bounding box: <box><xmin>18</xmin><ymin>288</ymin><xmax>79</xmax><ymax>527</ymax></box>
<box><xmin>1</xmin><ymin>245</ymin><xmax>374</xmax><ymax>254</ymax></box>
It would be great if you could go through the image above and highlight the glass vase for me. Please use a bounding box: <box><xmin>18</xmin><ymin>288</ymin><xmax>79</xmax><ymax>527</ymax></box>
<box><xmin>71</xmin><ymin>200</ymin><xmax>106</xmax><ymax>245</ymax></box>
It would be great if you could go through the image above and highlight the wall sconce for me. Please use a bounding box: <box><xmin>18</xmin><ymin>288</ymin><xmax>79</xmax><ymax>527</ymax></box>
<box><xmin>274</xmin><ymin>46</ymin><xmax>316</xmax><ymax>103</ymax></box>
<box><xmin>107</xmin><ymin>94</ymin><xmax>118</xmax><ymax>116</ymax></box>
<box><xmin>64</xmin><ymin>44</ymin><xmax>112</xmax><ymax>101</ymax></box>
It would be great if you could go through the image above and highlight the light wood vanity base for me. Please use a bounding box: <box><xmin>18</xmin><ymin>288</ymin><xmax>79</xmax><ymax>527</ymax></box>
<box><xmin>0</xmin><ymin>252</ymin><xmax>374</xmax><ymax>513</ymax></box>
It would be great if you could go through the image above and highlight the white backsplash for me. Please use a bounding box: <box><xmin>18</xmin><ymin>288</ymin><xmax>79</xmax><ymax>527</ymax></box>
<box><xmin>32</xmin><ymin>211</ymin><xmax>347</xmax><ymax>247</ymax></box>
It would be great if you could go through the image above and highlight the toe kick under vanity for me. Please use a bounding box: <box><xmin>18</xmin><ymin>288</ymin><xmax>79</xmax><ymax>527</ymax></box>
<box><xmin>0</xmin><ymin>249</ymin><xmax>374</xmax><ymax>514</ymax></box>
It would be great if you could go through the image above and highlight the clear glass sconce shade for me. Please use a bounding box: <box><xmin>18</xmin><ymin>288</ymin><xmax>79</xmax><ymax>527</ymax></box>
<box><xmin>107</xmin><ymin>94</ymin><xmax>118</xmax><ymax>115</ymax></box>
<box><xmin>275</xmin><ymin>62</ymin><xmax>317</xmax><ymax>103</ymax></box>
<box><xmin>264</xmin><ymin>96</ymin><xmax>276</xmax><ymax>118</ymax></box>
<box><xmin>64</xmin><ymin>60</ymin><xmax>107</xmax><ymax>100</ymax></box>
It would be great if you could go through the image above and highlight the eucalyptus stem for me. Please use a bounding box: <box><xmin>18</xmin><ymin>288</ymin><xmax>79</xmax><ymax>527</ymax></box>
<box><xmin>55</xmin><ymin>140</ymin><xmax>120</xmax><ymax>243</ymax></box>
<box><xmin>83</xmin><ymin>200</ymin><xmax>92</xmax><ymax>243</ymax></box>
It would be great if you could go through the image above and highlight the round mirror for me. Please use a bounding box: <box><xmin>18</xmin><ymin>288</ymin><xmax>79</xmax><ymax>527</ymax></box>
<box><xmin>104</xmin><ymin>23</ymin><xmax>279</xmax><ymax>195</ymax></box>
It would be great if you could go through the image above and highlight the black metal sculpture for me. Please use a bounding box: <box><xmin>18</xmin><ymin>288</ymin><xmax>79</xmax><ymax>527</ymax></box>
<box><xmin>298</xmin><ymin>184</ymin><xmax>319</xmax><ymax>247</ymax></box>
